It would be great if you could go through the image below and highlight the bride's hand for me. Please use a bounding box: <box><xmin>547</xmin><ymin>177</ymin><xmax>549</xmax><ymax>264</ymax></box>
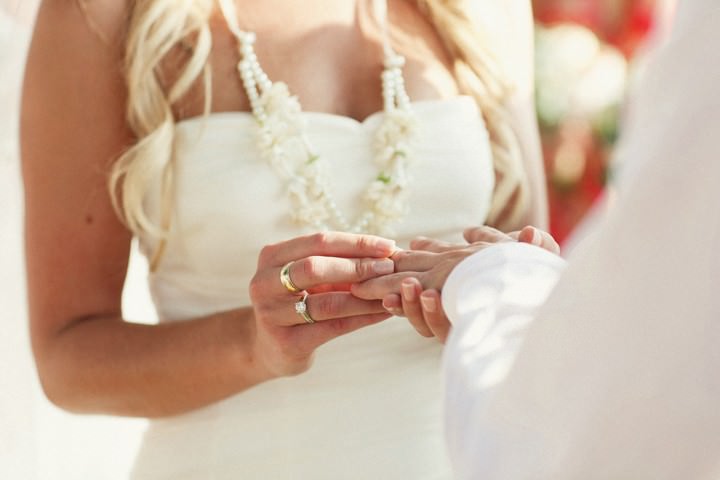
<box><xmin>249</xmin><ymin>232</ymin><xmax>397</xmax><ymax>378</ymax></box>
<box><xmin>351</xmin><ymin>226</ymin><xmax>559</xmax><ymax>343</ymax></box>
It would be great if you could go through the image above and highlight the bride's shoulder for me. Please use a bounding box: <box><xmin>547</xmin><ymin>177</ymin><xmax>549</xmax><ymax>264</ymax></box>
<box><xmin>27</xmin><ymin>1</ymin><xmax>131</xmax><ymax>115</ymax></box>
<box><xmin>35</xmin><ymin>0</ymin><xmax>132</xmax><ymax>48</ymax></box>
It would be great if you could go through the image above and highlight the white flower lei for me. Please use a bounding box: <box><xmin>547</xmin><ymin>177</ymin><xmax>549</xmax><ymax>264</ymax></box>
<box><xmin>236</xmin><ymin>32</ymin><xmax>417</xmax><ymax>236</ymax></box>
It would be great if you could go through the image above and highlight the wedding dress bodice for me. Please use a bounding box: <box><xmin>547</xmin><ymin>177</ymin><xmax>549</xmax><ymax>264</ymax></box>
<box><xmin>139</xmin><ymin>96</ymin><xmax>494</xmax><ymax>321</ymax></box>
<box><xmin>131</xmin><ymin>97</ymin><xmax>495</xmax><ymax>479</ymax></box>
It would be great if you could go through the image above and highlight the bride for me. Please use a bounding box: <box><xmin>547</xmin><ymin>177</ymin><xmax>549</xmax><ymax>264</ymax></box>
<box><xmin>22</xmin><ymin>0</ymin><xmax>545</xmax><ymax>477</ymax></box>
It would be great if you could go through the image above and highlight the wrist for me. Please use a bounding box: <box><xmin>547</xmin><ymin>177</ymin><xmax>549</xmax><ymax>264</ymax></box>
<box><xmin>227</xmin><ymin>307</ymin><xmax>277</xmax><ymax>387</ymax></box>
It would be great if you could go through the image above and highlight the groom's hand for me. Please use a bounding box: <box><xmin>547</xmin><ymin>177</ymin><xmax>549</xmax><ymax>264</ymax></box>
<box><xmin>351</xmin><ymin>226</ymin><xmax>560</xmax><ymax>343</ymax></box>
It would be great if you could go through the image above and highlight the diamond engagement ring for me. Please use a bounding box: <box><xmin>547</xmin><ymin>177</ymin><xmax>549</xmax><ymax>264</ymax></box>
<box><xmin>294</xmin><ymin>292</ymin><xmax>315</xmax><ymax>324</ymax></box>
<box><xmin>280</xmin><ymin>261</ymin><xmax>302</xmax><ymax>294</ymax></box>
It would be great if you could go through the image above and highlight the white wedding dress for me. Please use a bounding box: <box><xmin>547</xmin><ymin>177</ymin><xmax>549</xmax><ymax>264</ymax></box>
<box><xmin>130</xmin><ymin>99</ymin><xmax>495</xmax><ymax>479</ymax></box>
<box><xmin>1</xmin><ymin>3</ymin><xmax>493</xmax><ymax>478</ymax></box>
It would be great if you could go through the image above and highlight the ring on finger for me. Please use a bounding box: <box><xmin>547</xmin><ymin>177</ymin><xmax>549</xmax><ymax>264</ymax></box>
<box><xmin>294</xmin><ymin>292</ymin><xmax>315</xmax><ymax>324</ymax></box>
<box><xmin>280</xmin><ymin>261</ymin><xmax>302</xmax><ymax>294</ymax></box>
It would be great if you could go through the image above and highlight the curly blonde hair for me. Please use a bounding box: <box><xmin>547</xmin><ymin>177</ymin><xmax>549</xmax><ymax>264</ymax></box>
<box><xmin>110</xmin><ymin>0</ymin><xmax>529</xmax><ymax>247</ymax></box>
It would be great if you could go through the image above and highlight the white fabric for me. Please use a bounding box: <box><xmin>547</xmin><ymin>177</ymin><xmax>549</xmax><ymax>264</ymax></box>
<box><xmin>441</xmin><ymin>1</ymin><xmax>720</xmax><ymax>478</ymax></box>
<box><xmin>0</xmin><ymin>9</ymin><xmax>37</xmax><ymax>477</ymax></box>
<box><xmin>131</xmin><ymin>96</ymin><xmax>494</xmax><ymax>479</ymax></box>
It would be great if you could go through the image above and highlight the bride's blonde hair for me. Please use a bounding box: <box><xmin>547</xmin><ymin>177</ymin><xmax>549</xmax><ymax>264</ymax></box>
<box><xmin>111</xmin><ymin>0</ymin><xmax>529</xmax><ymax>242</ymax></box>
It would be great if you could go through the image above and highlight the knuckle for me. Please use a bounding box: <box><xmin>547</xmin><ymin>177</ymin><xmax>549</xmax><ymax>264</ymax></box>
<box><xmin>300</xmin><ymin>257</ymin><xmax>322</xmax><ymax>281</ymax></box>
<box><xmin>257</xmin><ymin>245</ymin><xmax>276</xmax><ymax>266</ymax></box>
<box><xmin>354</xmin><ymin>235</ymin><xmax>371</xmax><ymax>252</ymax></box>
<box><xmin>354</xmin><ymin>259</ymin><xmax>371</xmax><ymax>278</ymax></box>
<box><xmin>390</xmin><ymin>251</ymin><xmax>407</xmax><ymax>270</ymax></box>
<box><xmin>316</xmin><ymin>295</ymin><xmax>342</xmax><ymax>318</ymax></box>
<box><xmin>412</xmin><ymin>241</ymin><xmax>431</xmax><ymax>252</ymax></box>
<box><xmin>310</xmin><ymin>232</ymin><xmax>330</xmax><ymax>250</ymax></box>
<box><xmin>248</xmin><ymin>274</ymin><xmax>266</xmax><ymax>303</ymax></box>
<box><xmin>408</xmin><ymin>238</ymin><xmax>423</xmax><ymax>249</ymax></box>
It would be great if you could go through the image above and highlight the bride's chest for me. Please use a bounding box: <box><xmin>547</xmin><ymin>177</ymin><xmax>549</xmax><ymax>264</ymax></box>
<box><xmin>172</xmin><ymin>1</ymin><xmax>459</xmax><ymax>123</ymax></box>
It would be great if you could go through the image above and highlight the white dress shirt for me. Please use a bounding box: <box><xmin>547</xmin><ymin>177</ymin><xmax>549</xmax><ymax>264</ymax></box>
<box><xmin>441</xmin><ymin>1</ymin><xmax>720</xmax><ymax>478</ymax></box>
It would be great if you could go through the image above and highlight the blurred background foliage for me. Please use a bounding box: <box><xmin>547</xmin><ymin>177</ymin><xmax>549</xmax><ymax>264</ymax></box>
<box><xmin>532</xmin><ymin>0</ymin><xmax>660</xmax><ymax>242</ymax></box>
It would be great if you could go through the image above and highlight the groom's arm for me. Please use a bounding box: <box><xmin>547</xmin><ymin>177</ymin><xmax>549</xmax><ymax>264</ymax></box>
<box><xmin>441</xmin><ymin>242</ymin><xmax>565</xmax><ymax>480</ymax></box>
<box><xmin>441</xmin><ymin>3</ymin><xmax>720</xmax><ymax>478</ymax></box>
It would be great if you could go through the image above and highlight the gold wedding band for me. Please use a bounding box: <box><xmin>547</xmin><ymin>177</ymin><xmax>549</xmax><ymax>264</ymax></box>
<box><xmin>280</xmin><ymin>261</ymin><xmax>302</xmax><ymax>294</ymax></box>
<box><xmin>294</xmin><ymin>292</ymin><xmax>315</xmax><ymax>324</ymax></box>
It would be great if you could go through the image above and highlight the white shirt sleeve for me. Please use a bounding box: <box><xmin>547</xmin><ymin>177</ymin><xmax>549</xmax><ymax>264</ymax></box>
<box><xmin>441</xmin><ymin>2</ymin><xmax>720</xmax><ymax>479</ymax></box>
<box><xmin>442</xmin><ymin>243</ymin><xmax>566</xmax><ymax>480</ymax></box>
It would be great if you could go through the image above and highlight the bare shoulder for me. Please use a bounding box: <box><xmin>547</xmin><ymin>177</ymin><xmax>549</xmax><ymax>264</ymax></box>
<box><xmin>25</xmin><ymin>0</ymin><xmax>134</xmax><ymax>170</ymax></box>
<box><xmin>23</xmin><ymin>0</ymin><xmax>136</xmax><ymax>340</ymax></box>
<box><xmin>26</xmin><ymin>0</ymin><xmax>135</xmax><ymax>142</ymax></box>
<box><xmin>37</xmin><ymin>0</ymin><xmax>132</xmax><ymax>42</ymax></box>
<box><xmin>466</xmin><ymin>0</ymin><xmax>535</xmax><ymax>94</ymax></box>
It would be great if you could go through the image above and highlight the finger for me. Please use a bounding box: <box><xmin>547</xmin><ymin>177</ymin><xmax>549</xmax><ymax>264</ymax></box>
<box><xmin>419</xmin><ymin>289</ymin><xmax>451</xmax><ymax>343</ymax></box>
<box><xmin>259</xmin><ymin>232</ymin><xmax>396</xmax><ymax>267</ymax></box>
<box><xmin>463</xmin><ymin>225</ymin><xmax>511</xmax><ymax>244</ymax></box>
<box><xmin>351</xmin><ymin>272</ymin><xmax>419</xmax><ymax>300</ymax></box>
<box><xmin>537</xmin><ymin>230</ymin><xmax>561</xmax><ymax>255</ymax></box>
<box><xmin>284</xmin><ymin>256</ymin><xmax>395</xmax><ymax>292</ymax></box>
<box><xmin>391</xmin><ymin>250</ymin><xmax>443</xmax><ymax>274</ymax></box>
<box><xmin>516</xmin><ymin>226</ymin><xmax>535</xmax><ymax>244</ymax></box>
<box><xmin>282</xmin><ymin>292</ymin><xmax>386</xmax><ymax>326</ymax></box>
<box><xmin>517</xmin><ymin>226</ymin><xmax>561</xmax><ymax>255</ymax></box>
<box><xmin>382</xmin><ymin>293</ymin><xmax>404</xmax><ymax>316</ymax></box>
<box><xmin>296</xmin><ymin>312</ymin><xmax>392</xmax><ymax>348</ymax></box>
<box><xmin>401</xmin><ymin>278</ymin><xmax>434</xmax><ymax>338</ymax></box>
<box><xmin>409</xmin><ymin>236</ymin><xmax>462</xmax><ymax>253</ymax></box>
<box><xmin>307</xmin><ymin>283</ymin><xmax>352</xmax><ymax>294</ymax></box>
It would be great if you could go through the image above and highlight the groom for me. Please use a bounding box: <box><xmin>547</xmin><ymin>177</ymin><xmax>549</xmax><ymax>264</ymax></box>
<box><xmin>356</xmin><ymin>0</ymin><xmax>720</xmax><ymax>477</ymax></box>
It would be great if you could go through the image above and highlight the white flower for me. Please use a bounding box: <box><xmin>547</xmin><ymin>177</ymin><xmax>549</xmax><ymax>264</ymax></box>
<box><xmin>374</xmin><ymin>109</ymin><xmax>418</xmax><ymax>167</ymax></box>
<box><xmin>259</xmin><ymin>83</ymin><xmax>305</xmax><ymax>139</ymax></box>
<box><xmin>292</xmin><ymin>201</ymin><xmax>330</xmax><ymax>227</ymax></box>
<box><xmin>245</xmin><ymin>61</ymin><xmax>417</xmax><ymax>233</ymax></box>
<box><xmin>535</xmin><ymin>24</ymin><xmax>628</xmax><ymax>124</ymax></box>
<box><xmin>365</xmin><ymin>179</ymin><xmax>388</xmax><ymax>203</ymax></box>
<box><xmin>365</xmin><ymin>179</ymin><xmax>407</xmax><ymax>221</ymax></box>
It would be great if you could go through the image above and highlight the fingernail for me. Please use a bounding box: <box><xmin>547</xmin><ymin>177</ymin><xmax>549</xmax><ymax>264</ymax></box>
<box><xmin>420</xmin><ymin>294</ymin><xmax>437</xmax><ymax>312</ymax></box>
<box><xmin>402</xmin><ymin>282</ymin><xmax>416</xmax><ymax>301</ymax></box>
<box><xmin>373</xmin><ymin>259</ymin><xmax>395</xmax><ymax>274</ymax></box>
